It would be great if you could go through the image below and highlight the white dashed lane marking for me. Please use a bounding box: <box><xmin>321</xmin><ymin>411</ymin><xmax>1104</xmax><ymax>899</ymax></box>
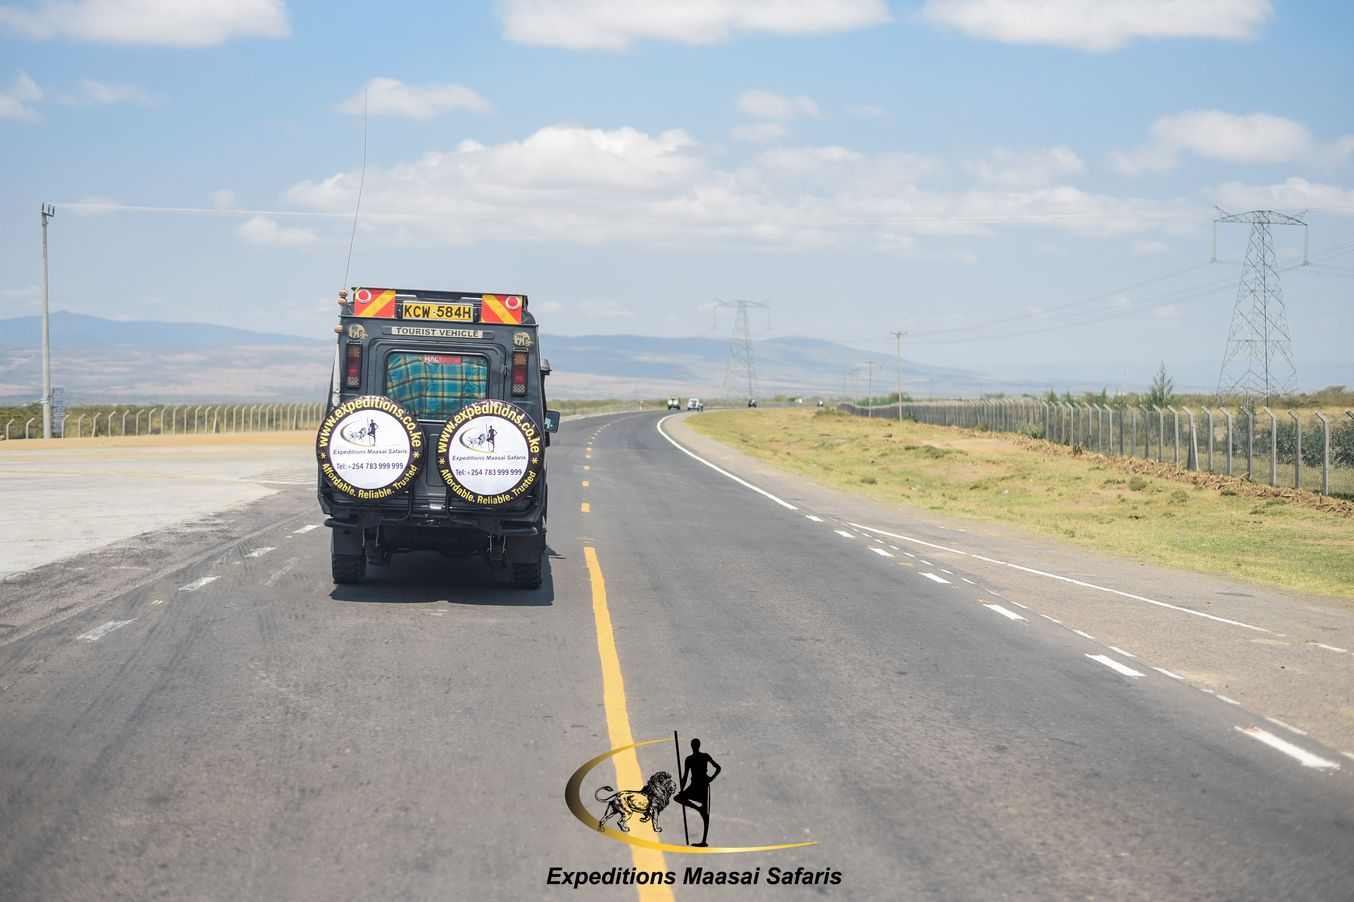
<box><xmin>869</xmin><ymin>547</ymin><xmax>894</xmax><ymax>558</ymax></box>
<box><xmin>1311</xmin><ymin>642</ymin><xmax>1349</xmax><ymax>654</ymax></box>
<box><xmin>1073</xmin><ymin>629</ymin><xmax>1096</xmax><ymax>641</ymax></box>
<box><xmin>245</xmin><ymin>547</ymin><xmax>275</xmax><ymax>559</ymax></box>
<box><xmin>805</xmin><ymin>515</ymin><xmax>824</xmax><ymax>522</ymax></box>
<box><xmin>1236</xmin><ymin>727</ymin><xmax>1341</xmax><ymax>770</ymax></box>
<box><xmin>1108</xmin><ymin>645</ymin><xmax>1137</xmax><ymax>658</ymax></box>
<box><xmin>1265</xmin><ymin>717</ymin><xmax>1309</xmax><ymax>737</ymax></box>
<box><xmin>1152</xmin><ymin>666</ymin><xmax>1184</xmax><ymax>680</ymax></box>
<box><xmin>920</xmin><ymin>572</ymin><xmax>950</xmax><ymax>585</ymax></box>
<box><xmin>77</xmin><ymin>620</ymin><xmax>136</xmax><ymax>642</ymax></box>
<box><xmin>848</xmin><ymin>522</ymin><xmax>1272</xmax><ymax>634</ymax></box>
<box><xmin>1085</xmin><ymin>654</ymin><xmax>1144</xmax><ymax>679</ymax></box>
<box><xmin>178</xmin><ymin>576</ymin><xmax>218</xmax><ymax>592</ymax></box>
<box><xmin>985</xmin><ymin>604</ymin><xmax>1026</xmax><ymax>622</ymax></box>
<box><xmin>834</xmin><ymin>529</ymin><xmax>855</xmax><ymax>539</ymax></box>
<box><xmin>291</xmin><ymin>524</ymin><xmax>320</xmax><ymax>535</ymax></box>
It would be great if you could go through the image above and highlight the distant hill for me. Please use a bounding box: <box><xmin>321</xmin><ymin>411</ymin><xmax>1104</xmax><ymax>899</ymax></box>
<box><xmin>0</xmin><ymin>312</ymin><xmax>979</xmax><ymax>402</ymax></box>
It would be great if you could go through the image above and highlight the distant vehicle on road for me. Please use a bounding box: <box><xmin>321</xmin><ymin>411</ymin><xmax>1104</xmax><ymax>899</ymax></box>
<box><xmin>667</xmin><ymin>397</ymin><xmax>681</xmax><ymax>410</ymax></box>
<box><xmin>747</xmin><ymin>399</ymin><xmax>758</xmax><ymax>408</ymax></box>
<box><xmin>317</xmin><ymin>287</ymin><xmax>557</xmax><ymax>589</ymax></box>
<box><xmin>686</xmin><ymin>398</ymin><xmax>703</xmax><ymax>411</ymax></box>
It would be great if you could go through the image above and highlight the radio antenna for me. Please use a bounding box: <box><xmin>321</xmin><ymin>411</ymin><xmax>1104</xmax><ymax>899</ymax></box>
<box><xmin>341</xmin><ymin>87</ymin><xmax>369</xmax><ymax>291</ymax></box>
<box><xmin>331</xmin><ymin>88</ymin><xmax>368</xmax><ymax>408</ymax></box>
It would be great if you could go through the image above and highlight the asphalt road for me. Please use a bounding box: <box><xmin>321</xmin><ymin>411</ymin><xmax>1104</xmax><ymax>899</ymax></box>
<box><xmin>2</xmin><ymin>410</ymin><xmax>1353</xmax><ymax>901</ymax></box>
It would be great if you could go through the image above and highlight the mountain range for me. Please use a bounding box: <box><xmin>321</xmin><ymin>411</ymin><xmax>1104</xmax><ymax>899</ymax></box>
<box><xmin>0</xmin><ymin>312</ymin><xmax>980</xmax><ymax>402</ymax></box>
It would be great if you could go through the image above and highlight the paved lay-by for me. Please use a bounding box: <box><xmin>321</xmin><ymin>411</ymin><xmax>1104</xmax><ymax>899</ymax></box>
<box><xmin>2</xmin><ymin>410</ymin><xmax>1352</xmax><ymax>901</ymax></box>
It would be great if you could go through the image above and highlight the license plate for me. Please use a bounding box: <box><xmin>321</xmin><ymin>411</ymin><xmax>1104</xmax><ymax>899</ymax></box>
<box><xmin>402</xmin><ymin>301</ymin><xmax>475</xmax><ymax>322</ymax></box>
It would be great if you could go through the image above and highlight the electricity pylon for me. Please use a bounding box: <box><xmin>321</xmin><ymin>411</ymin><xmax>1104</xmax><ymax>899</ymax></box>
<box><xmin>714</xmin><ymin>300</ymin><xmax>769</xmax><ymax>401</ymax></box>
<box><xmin>1213</xmin><ymin>209</ymin><xmax>1307</xmax><ymax>404</ymax></box>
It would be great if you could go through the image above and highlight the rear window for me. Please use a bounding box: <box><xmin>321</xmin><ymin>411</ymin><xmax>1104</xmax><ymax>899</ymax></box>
<box><xmin>385</xmin><ymin>352</ymin><xmax>489</xmax><ymax>419</ymax></box>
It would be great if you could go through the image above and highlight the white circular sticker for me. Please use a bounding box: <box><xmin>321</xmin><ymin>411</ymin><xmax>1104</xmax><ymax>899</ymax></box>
<box><xmin>437</xmin><ymin>400</ymin><xmax>543</xmax><ymax>506</ymax></box>
<box><xmin>316</xmin><ymin>396</ymin><xmax>423</xmax><ymax>500</ymax></box>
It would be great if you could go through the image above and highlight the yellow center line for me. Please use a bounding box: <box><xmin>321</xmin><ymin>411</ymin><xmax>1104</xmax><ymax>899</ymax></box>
<box><xmin>581</xmin><ymin>502</ymin><xmax>591</xmax><ymax>513</ymax></box>
<box><xmin>584</xmin><ymin>547</ymin><xmax>673</xmax><ymax>902</ymax></box>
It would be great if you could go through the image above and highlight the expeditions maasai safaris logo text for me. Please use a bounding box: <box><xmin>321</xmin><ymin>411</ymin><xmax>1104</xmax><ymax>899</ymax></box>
<box><xmin>437</xmin><ymin>400</ymin><xmax>542</xmax><ymax>506</ymax></box>
<box><xmin>552</xmin><ymin>732</ymin><xmax>842</xmax><ymax>889</ymax></box>
<box><xmin>315</xmin><ymin>396</ymin><xmax>422</xmax><ymax>501</ymax></box>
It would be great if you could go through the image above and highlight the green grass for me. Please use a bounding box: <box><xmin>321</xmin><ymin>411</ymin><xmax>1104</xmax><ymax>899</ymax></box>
<box><xmin>691</xmin><ymin>408</ymin><xmax>1354</xmax><ymax>599</ymax></box>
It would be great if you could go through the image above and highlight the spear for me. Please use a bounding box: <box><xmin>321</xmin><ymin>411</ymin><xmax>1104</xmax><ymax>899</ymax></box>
<box><xmin>673</xmin><ymin>730</ymin><xmax>690</xmax><ymax>846</ymax></box>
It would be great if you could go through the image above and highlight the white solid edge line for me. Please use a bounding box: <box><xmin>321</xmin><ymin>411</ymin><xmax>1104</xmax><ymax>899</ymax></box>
<box><xmin>77</xmin><ymin>619</ymin><xmax>136</xmax><ymax>642</ymax></box>
<box><xmin>1312</xmin><ymin>642</ymin><xmax>1350</xmax><ymax>654</ymax></box>
<box><xmin>1073</xmin><ymin>629</ymin><xmax>1096</xmax><ymax>641</ymax></box>
<box><xmin>921</xmin><ymin>572</ymin><xmax>950</xmax><ymax>584</ymax></box>
<box><xmin>1265</xmin><ymin>716</ymin><xmax>1309</xmax><ymax>737</ymax></box>
<box><xmin>834</xmin><ymin>529</ymin><xmax>855</xmax><ymax>539</ymax></box>
<box><xmin>848</xmin><ymin>522</ymin><xmax>1271</xmax><ymax>634</ymax></box>
<box><xmin>869</xmin><ymin>547</ymin><xmax>894</xmax><ymax>558</ymax></box>
<box><xmin>1236</xmin><ymin>726</ymin><xmax>1340</xmax><ymax>770</ymax></box>
<box><xmin>178</xmin><ymin>576</ymin><xmax>218</xmax><ymax>592</ymax></box>
<box><xmin>1108</xmin><ymin>645</ymin><xmax>1137</xmax><ymax>658</ymax></box>
<box><xmin>1151</xmin><ymin>666</ymin><xmax>1184</xmax><ymax>680</ymax></box>
<box><xmin>985</xmin><ymin>604</ymin><xmax>1026</xmax><ymax>622</ymax></box>
<box><xmin>1085</xmin><ymin>653</ymin><xmax>1145</xmax><ymax>678</ymax></box>
<box><xmin>656</xmin><ymin>415</ymin><xmax>798</xmax><ymax>511</ymax></box>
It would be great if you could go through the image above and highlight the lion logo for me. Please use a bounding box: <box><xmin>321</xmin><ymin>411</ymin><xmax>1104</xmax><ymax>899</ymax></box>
<box><xmin>594</xmin><ymin>771</ymin><xmax>676</xmax><ymax>834</ymax></box>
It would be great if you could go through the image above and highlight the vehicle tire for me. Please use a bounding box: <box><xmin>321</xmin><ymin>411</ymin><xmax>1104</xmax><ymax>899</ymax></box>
<box><xmin>511</xmin><ymin>556</ymin><xmax>543</xmax><ymax>589</ymax></box>
<box><xmin>332</xmin><ymin>552</ymin><xmax>366</xmax><ymax>584</ymax></box>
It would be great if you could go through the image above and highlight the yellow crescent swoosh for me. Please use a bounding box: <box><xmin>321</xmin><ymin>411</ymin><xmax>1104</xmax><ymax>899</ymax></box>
<box><xmin>564</xmin><ymin>738</ymin><xmax>817</xmax><ymax>855</ymax></box>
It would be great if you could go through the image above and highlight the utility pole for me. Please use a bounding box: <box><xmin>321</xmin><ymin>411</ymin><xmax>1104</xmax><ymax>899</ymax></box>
<box><xmin>714</xmin><ymin>299</ymin><xmax>769</xmax><ymax>402</ymax></box>
<box><xmin>890</xmin><ymin>329</ymin><xmax>907</xmax><ymax>423</ymax></box>
<box><xmin>1214</xmin><ymin>208</ymin><xmax>1305</xmax><ymax>405</ymax></box>
<box><xmin>864</xmin><ymin>360</ymin><xmax>876</xmax><ymax>418</ymax></box>
<box><xmin>40</xmin><ymin>203</ymin><xmax>55</xmax><ymax>439</ymax></box>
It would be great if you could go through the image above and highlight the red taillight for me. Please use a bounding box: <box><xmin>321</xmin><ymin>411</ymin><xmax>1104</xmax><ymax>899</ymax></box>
<box><xmin>344</xmin><ymin>343</ymin><xmax>363</xmax><ymax>389</ymax></box>
<box><xmin>511</xmin><ymin>351</ymin><xmax>528</xmax><ymax>396</ymax></box>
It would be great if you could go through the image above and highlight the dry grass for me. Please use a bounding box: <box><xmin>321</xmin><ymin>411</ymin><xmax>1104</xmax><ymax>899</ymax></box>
<box><xmin>691</xmin><ymin>408</ymin><xmax>1354</xmax><ymax>599</ymax></box>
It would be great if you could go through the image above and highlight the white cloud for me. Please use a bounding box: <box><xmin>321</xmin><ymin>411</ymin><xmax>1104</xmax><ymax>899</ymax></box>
<box><xmin>1213</xmin><ymin>177</ymin><xmax>1354</xmax><ymax>214</ymax></box>
<box><xmin>237</xmin><ymin>215</ymin><xmax>318</xmax><ymax>246</ymax></box>
<box><xmin>210</xmin><ymin>189</ymin><xmax>237</xmax><ymax>209</ymax></box>
<box><xmin>60</xmin><ymin>78</ymin><xmax>154</xmax><ymax>105</ymax></box>
<box><xmin>1151</xmin><ymin>304</ymin><xmax>1181</xmax><ymax>320</ymax></box>
<box><xmin>1112</xmin><ymin>111</ymin><xmax>1312</xmax><ymax>174</ymax></box>
<box><xmin>337</xmin><ymin>78</ymin><xmax>491</xmax><ymax>120</ymax></box>
<box><xmin>731</xmin><ymin>122</ymin><xmax>788</xmax><ymax>144</ymax></box>
<box><xmin>577</xmin><ymin>300</ymin><xmax>635</xmax><ymax>319</ymax></box>
<box><xmin>847</xmin><ymin>103</ymin><xmax>885</xmax><ymax>119</ymax></box>
<box><xmin>1133</xmin><ymin>239</ymin><xmax>1168</xmax><ymax>256</ymax></box>
<box><xmin>282</xmin><ymin>124</ymin><xmax>1193</xmax><ymax>253</ymax></box>
<box><xmin>1110</xmin><ymin>295</ymin><xmax>1133</xmax><ymax>309</ymax></box>
<box><xmin>920</xmin><ymin>0</ymin><xmax>1271</xmax><ymax>51</ymax></box>
<box><xmin>968</xmin><ymin>146</ymin><xmax>1084</xmax><ymax>188</ymax></box>
<box><xmin>736</xmin><ymin>89</ymin><xmax>820</xmax><ymax>121</ymax></box>
<box><xmin>0</xmin><ymin>70</ymin><xmax>41</xmax><ymax>120</ymax></box>
<box><xmin>0</xmin><ymin>0</ymin><xmax>289</xmax><ymax>46</ymax></box>
<box><xmin>499</xmin><ymin>0</ymin><xmax>890</xmax><ymax>50</ymax></box>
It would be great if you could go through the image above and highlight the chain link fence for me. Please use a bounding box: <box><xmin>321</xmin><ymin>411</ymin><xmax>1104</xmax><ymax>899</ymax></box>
<box><xmin>839</xmin><ymin>400</ymin><xmax>1354</xmax><ymax>499</ymax></box>
<box><xmin>1</xmin><ymin>402</ymin><xmax>326</xmax><ymax>441</ymax></box>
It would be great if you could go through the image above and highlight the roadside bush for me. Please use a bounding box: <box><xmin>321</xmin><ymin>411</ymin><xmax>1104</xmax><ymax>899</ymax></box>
<box><xmin>1017</xmin><ymin>423</ymin><xmax>1045</xmax><ymax>439</ymax></box>
<box><xmin>1128</xmin><ymin>476</ymin><xmax>1148</xmax><ymax>491</ymax></box>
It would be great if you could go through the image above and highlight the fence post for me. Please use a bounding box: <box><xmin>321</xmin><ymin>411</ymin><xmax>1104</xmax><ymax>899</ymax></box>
<box><xmin>59</xmin><ymin>414</ymin><xmax>69</xmax><ymax>436</ymax></box>
<box><xmin>1204</xmin><ymin>409</ymin><xmax>1214</xmax><ymax>473</ymax></box>
<box><xmin>1261</xmin><ymin>407</ymin><xmax>1277</xmax><ymax>486</ymax></box>
<box><xmin>25</xmin><ymin>416</ymin><xmax>36</xmax><ymax>438</ymax></box>
<box><xmin>4</xmin><ymin>417</ymin><xmax>13</xmax><ymax>439</ymax></box>
<box><xmin>1289</xmin><ymin>410</ymin><xmax>1301</xmax><ymax>490</ymax></box>
<box><xmin>1166</xmin><ymin>406</ymin><xmax>1180</xmax><ymax>467</ymax></box>
<box><xmin>1245</xmin><ymin>408</ymin><xmax>1254</xmax><ymax>480</ymax></box>
<box><xmin>1314</xmin><ymin>412</ymin><xmax>1329</xmax><ymax>496</ymax></box>
<box><xmin>1224</xmin><ymin>409</ymin><xmax>1233</xmax><ymax>476</ymax></box>
<box><xmin>1185</xmin><ymin>409</ymin><xmax>1199</xmax><ymax>471</ymax></box>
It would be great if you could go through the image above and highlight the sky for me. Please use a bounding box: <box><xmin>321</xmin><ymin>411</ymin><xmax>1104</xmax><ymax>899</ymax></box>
<box><xmin>2</xmin><ymin>0</ymin><xmax>1352</xmax><ymax>392</ymax></box>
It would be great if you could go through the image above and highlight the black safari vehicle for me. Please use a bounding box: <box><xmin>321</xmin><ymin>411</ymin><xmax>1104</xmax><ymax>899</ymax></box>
<box><xmin>316</xmin><ymin>287</ymin><xmax>558</xmax><ymax>588</ymax></box>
